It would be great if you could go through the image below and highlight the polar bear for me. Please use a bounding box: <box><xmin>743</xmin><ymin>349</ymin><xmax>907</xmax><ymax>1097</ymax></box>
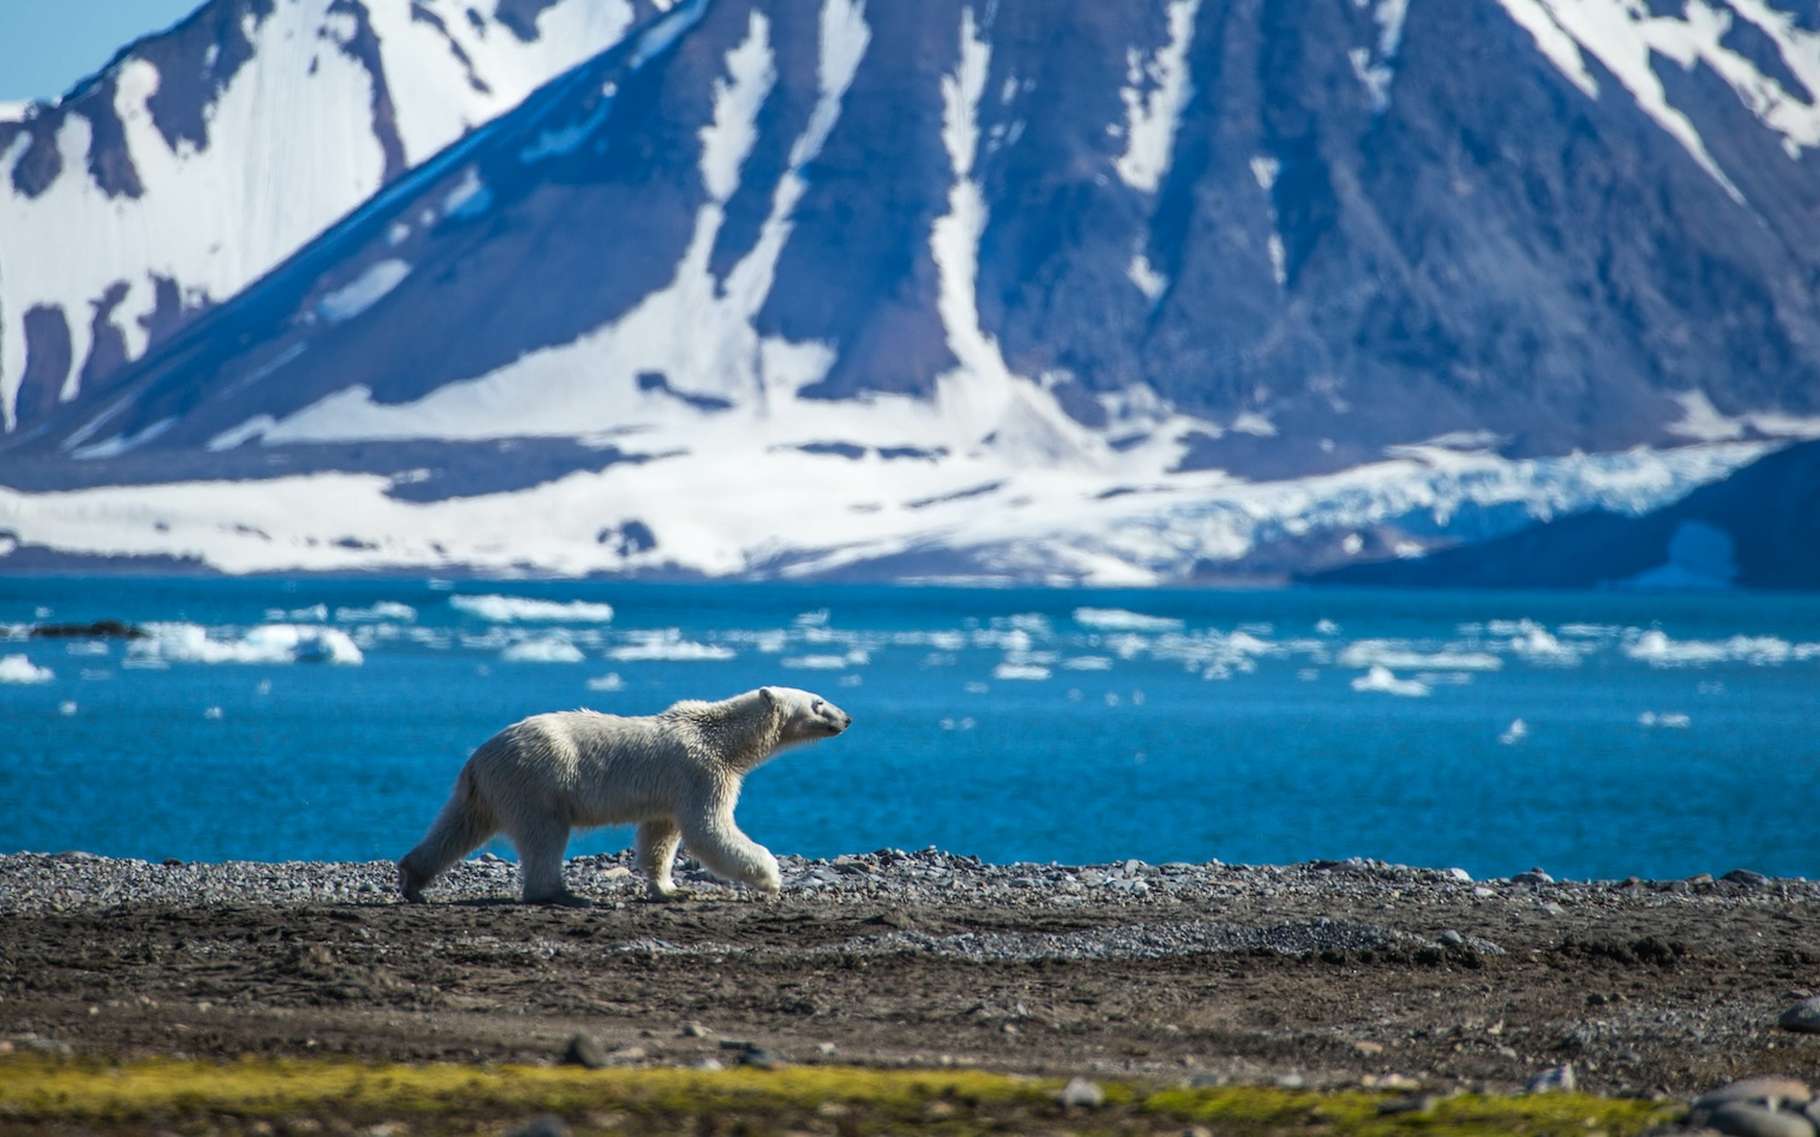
<box><xmin>398</xmin><ymin>686</ymin><xmax>852</xmax><ymax>904</ymax></box>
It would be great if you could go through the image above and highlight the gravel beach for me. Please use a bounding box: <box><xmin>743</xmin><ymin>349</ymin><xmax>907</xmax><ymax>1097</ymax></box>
<box><xmin>2</xmin><ymin>851</ymin><xmax>1816</xmax><ymax>1096</ymax></box>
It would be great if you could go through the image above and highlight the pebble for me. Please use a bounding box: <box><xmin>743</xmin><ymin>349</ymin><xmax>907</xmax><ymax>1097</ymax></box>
<box><xmin>1780</xmin><ymin>998</ymin><xmax>1820</xmax><ymax>1034</ymax></box>
<box><xmin>1058</xmin><ymin>1077</ymin><xmax>1105</xmax><ymax>1108</ymax></box>
<box><xmin>506</xmin><ymin>1118</ymin><xmax>569</xmax><ymax>1137</ymax></box>
<box><xmin>1709</xmin><ymin>1103</ymin><xmax>1817</xmax><ymax>1137</ymax></box>
<box><xmin>561</xmin><ymin>1033</ymin><xmax>607</xmax><ymax>1069</ymax></box>
<box><xmin>1378</xmin><ymin>1094</ymin><xmax>1437</xmax><ymax>1115</ymax></box>
<box><xmin>1695</xmin><ymin>1078</ymin><xmax>1813</xmax><ymax>1111</ymax></box>
<box><xmin>1724</xmin><ymin>869</ymin><xmax>1771</xmax><ymax>887</ymax></box>
<box><xmin>1437</xmin><ymin>930</ymin><xmax>1465</xmax><ymax>948</ymax></box>
<box><xmin>680</xmin><ymin>1021</ymin><xmax>710</xmax><ymax>1038</ymax></box>
<box><xmin>1514</xmin><ymin>868</ymin><xmax>1554</xmax><ymax>886</ymax></box>
<box><xmin>1526</xmin><ymin>1064</ymin><xmax>1576</xmax><ymax>1094</ymax></box>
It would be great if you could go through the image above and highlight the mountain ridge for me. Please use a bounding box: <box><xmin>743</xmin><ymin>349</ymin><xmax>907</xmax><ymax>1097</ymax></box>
<box><xmin>2</xmin><ymin>0</ymin><xmax>1818</xmax><ymax>585</ymax></box>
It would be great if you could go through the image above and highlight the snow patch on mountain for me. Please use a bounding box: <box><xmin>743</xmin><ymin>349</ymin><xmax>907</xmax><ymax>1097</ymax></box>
<box><xmin>1115</xmin><ymin>0</ymin><xmax>1201</xmax><ymax>192</ymax></box>
<box><xmin>1497</xmin><ymin>0</ymin><xmax>1820</xmax><ymax>198</ymax></box>
<box><xmin>1667</xmin><ymin>389</ymin><xmax>1820</xmax><ymax>442</ymax></box>
<box><xmin>247</xmin><ymin>0</ymin><xmax>854</xmax><ymax>446</ymax></box>
<box><xmin>0</xmin><ymin>0</ymin><xmax>642</xmax><ymax>429</ymax></box>
<box><xmin>1349</xmin><ymin>0</ymin><xmax>1411</xmax><ymax>110</ymax></box>
<box><xmin>0</xmin><ymin>438</ymin><xmax>1770</xmax><ymax>583</ymax></box>
<box><xmin>317</xmin><ymin>259</ymin><xmax>411</xmax><ymax>324</ymax></box>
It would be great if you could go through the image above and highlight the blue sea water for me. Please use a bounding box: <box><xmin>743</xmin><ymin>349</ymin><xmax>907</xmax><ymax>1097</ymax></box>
<box><xmin>1</xmin><ymin>576</ymin><xmax>1815</xmax><ymax>882</ymax></box>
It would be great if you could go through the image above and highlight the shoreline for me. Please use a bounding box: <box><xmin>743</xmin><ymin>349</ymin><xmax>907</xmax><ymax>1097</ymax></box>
<box><xmin>4</xmin><ymin>848</ymin><xmax>1816</xmax><ymax>1101</ymax></box>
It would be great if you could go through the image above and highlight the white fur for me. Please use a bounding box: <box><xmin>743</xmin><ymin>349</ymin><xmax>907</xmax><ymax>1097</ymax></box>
<box><xmin>398</xmin><ymin>686</ymin><xmax>851</xmax><ymax>903</ymax></box>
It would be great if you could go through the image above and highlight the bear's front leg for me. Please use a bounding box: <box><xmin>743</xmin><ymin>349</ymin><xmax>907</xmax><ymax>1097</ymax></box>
<box><xmin>681</xmin><ymin>810</ymin><xmax>782</xmax><ymax>896</ymax></box>
<box><xmin>636</xmin><ymin>818</ymin><xmax>685</xmax><ymax>900</ymax></box>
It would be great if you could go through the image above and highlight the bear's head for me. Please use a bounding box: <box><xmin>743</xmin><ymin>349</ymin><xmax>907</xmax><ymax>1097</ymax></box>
<box><xmin>762</xmin><ymin>686</ymin><xmax>852</xmax><ymax>745</ymax></box>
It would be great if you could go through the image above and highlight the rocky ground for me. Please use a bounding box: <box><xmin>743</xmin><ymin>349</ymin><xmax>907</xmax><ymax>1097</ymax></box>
<box><xmin>1</xmin><ymin>850</ymin><xmax>1817</xmax><ymax>1103</ymax></box>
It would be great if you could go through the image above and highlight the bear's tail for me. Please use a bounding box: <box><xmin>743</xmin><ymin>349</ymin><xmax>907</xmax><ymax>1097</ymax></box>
<box><xmin>398</xmin><ymin>762</ymin><xmax>498</xmax><ymax>903</ymax></box>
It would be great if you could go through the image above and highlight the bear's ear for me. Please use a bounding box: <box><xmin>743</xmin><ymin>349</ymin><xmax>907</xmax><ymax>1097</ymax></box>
<box><xmin>759</xmin><ymin>686</ymin><xmax>776</xmax><ymax>706</ymax></box>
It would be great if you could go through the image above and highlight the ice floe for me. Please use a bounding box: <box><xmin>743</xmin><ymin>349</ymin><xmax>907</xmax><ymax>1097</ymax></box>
<box><xmin>335</xmin><ymin>601</ymin><xmax>418</xmax><ymax>622</ymax></box>
<box><xmin>451</xmin><ymin>595</ymin><xmax>616</xmax><ymax>622</ymax></box>
<box><xmin>1623</xmin><ymin>629</ymin><xmax>1819</xmax><ymax>667</ymax></box>
<box><xmin>0</xmin><ymin>654</ymin><xmax>53</xmax><ymax>683</ymax></box>
<box><xmin>127</xmin><ymin>623</ymin><xmax>364</xmax><ymax>666</ymax></box>
<box><xmin>607</xmin><ymin>630</ymin><xmax>735</xmax><ymax>662</ymax></box>
<box><xmin>1074</xmin><ymin>607</ymin><xmax>1183</xmax><ymax>631</ymax></box>
<box><xmin>501</xmin><ymin>634</ymin><xmax>585</xmax><ymax>663</ymax></box>
<box><xmin>1350</xmin><ymin>665</ymin><xmax>1430</xmax><ymax>697</ymax></box>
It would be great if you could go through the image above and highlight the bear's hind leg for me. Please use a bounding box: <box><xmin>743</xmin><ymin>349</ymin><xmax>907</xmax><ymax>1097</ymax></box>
<box><xmin>511</xmin><ymin>817</ymin><xmax>586</xmax><ymax>906</ymax></box>
<box><xmin>399</xmin><ymin>767</ymin><xmax>499</xmax><ymax>903</ymax></box>
<box><xmin>636</xmin><ymin>819</ymin><xmax>683</xmax><ymax>900</ymax></box>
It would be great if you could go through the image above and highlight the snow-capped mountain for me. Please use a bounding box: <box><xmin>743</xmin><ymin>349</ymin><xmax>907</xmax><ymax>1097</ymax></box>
<box><xmin>0</xmin><ymin>0</ymin><xmax>657</xmax><ymax>433</ymax></box>
<box><xmin>2</xmin><ymin>0</ymin><xmax>1820</xmax><ymax>584</ymax></box>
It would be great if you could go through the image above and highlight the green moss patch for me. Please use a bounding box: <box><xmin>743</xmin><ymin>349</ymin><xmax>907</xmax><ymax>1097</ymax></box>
<box><xmin>0</xmin><ymin>1056</ymin><xmax>1682</xmax><ymax>1137</ymax></box>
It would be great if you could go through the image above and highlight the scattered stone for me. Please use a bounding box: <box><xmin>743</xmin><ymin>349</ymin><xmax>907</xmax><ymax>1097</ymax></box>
<box><xmin>718</xmin><ymin>1038</ymin><xmax>754</xmax><ymax>1051</ymax></box>
<box><xmin>1352</xmin><ymin>1040</ymin><xmax>1386</xmax><ymax>1056</ymax></box>
<box><xmin>680</xmin><ymin>1021</ymin><xmax>710</xmax><ymax>1038</ymax></box>
<box><xmin>696</xmin><ymin>1057</ymin><xmax>724</xmax><ymax>1071</ymax></box>
<box><xmin>737</xmin><ymin>1046</ymin><xmax>781</xmax><ymax>1069</ymax></box>
<box><xmin>1275</xmin><ymin>1073</ymin><xmax>1307</xmax><ymax>1090</ymax></box>
<box><xmin>816</xmin><ymin>1041</ymin><xmax>836</xmax><ymax>1055</ymax></box>
<box><xmin>1514</xmin><ymin>868</ymin><xmax>1554</xmax><ymax>886</ymax></box>
<box><xmin>1724</xmin><ymin>869</ymin><xmax>1771</xmax><ymax>887</ymax></box>
<box><xmin>1437</xmin><ymin>930</ymin><xmax>1465</xmax><ymax>948</ymax></box>
<box><xmin>1780</xmin><ymin>998</ymin><xmax>1820</xmax><ymax>1034</ymax></box>
<box><xmin>1695</xmin><ymin>1078</ymin><xmax>1813</xmax><ymax>1111</ymax></box>
<box><xmin>1709</xmin><ymin>1103</ymin><xmax>1817</xmax><ymax>1137</ymax></box>
<box><xmin>1378</xmin><ymin>1094</ymin><xmax>1437</xmax><ymax>1115</ymax></box>
<box><xmin>1059</xmin><ymin>1077</ymin><xmax>1105</xmax><ymax>1107</ymax></box>
<box><xmin>1526</xmin><ymin>1064</ymin><xmax>1576</xmax><ymax>1094</ymax></box>
<box><xmin>1443</xmin><ymin>867</ymin><xmax>1472</xmax><ymax>883</ymax></box>
<box><xmin>561</xmin><ymin>1033</ymin><xmax>607</xmax><ymax>1069</ymax></box>
<box><xmin>599</xmin><ymin>866</ymin><xmax>631</xmax><ymax>881</ymax></box>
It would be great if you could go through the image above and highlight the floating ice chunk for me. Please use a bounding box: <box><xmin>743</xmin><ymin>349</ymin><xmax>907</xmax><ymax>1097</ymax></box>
<box><xmin>451</xmin><ymin>595</ymin><xmax>616</xmax><ymax>622</ymax></box>
<box><xmin>1624</xmin><ymin>630</ymin><xmax>1815</xmax><ymax>667</ymax></box>
<box><xmin>1315</xmin><ymin>619</ymin><xmax>1340</xmax><ymax>635</ymax></box>
<box><xmin>203</xmin><ymin>706</ymin><xmax>224</xmax><ymax>720</ymax></box>
<box><xmin>0</xmin><ymin>654</ymin><xmax>53</xmax><ymax>683</ymax></box>
<box><xmin>501</xmin><ymin>634</ymin><xmax>585</xmax><ymax>663</ymax></box>
<box><xmin>1504</xmin><ymin>621</ymin><xmax>1580</xmax><ymax>664</ymax></box>
<box><xmin>64</xmin><ymin>641</ymin><xmax>109</xmax><ymax>656</ymax></box>
<box><xmin>782</xmin><ymin>654</ymin><xmax>850</xmax><ymax>670</ymax></box>
<box><xmin>993</xmin><ymin>662</ymin><xmax>1051</xmax><ymax>680</ymax></box>
<box><xmin>1340</xmin><ymin>640</ymin><xmax>1502</xmax><ymax>671</ymax></box>
<box><xmin>335</xmin><ymin>601</ymin><xmax>417</xmax><ymax>622</ymax></box>
<box><xmin>607</xmin><ymin>631</ymin><xmax>734</xmax><ymax>662</ymax></box>
<box><xmin>794</xmin><ymin>608</ymin><xmax>831</xmax><ymax>627</ymax></box>
<box><xmin>1063</xmin><ymin>656</ymin><xmax>1114</xmax><ymax>670</ymax></box>
<box><xmin>58</xmin><ymin>700</ymin><xmax>77</xmax><ymax>716</ymax></box>
<box><xmin>129</xmin><ymin>623</ymin><xmax>363</xmax><ymax>666</ymax></box>
<box><xmin>1637</xmin><ymin>711</ymin><xmax>1691</xmax><ymax>729</ymax></box>
<box><xmin>963</xmin><ymin>681</ymin><xmax>991</xmax><ymax>694</ymax></box>
<box><xmin>1074</xmin><ymin>607</ymin><xmax>1183</xmax><ymax>631</ymax></box>
<box><xmin>1499</xmin><ymin>718</ymin><xmax>1528</xmax><ymax>745</ymax></box>
<box><xmin>586</xmin><ymin>672</ymin><xmax>625</xmax><ymax>692</ymax></box>
<box><xmin>266</xmin><ymin>604</ymin><xmax>329</xmax><ymax>622</ymax></box>
<box><xmin>1350</xmin><ymin>665</ymin><xmax>1430</xmax><ymax>697</ymax></box>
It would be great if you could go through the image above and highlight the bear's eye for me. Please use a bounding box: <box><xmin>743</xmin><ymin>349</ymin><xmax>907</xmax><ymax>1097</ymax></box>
<box><xmin>812</xmin><ymin>700</ymin><xmax>824</xmax><ymax>714</ymax></box>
